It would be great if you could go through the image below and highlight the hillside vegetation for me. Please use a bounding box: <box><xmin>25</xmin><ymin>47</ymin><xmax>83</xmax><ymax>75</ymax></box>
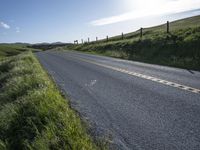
<box><xmin>0</xmin><ymin>44</ymin><xmax>39</xmax><ymax>60</ymax></box>
<box><xmin>29</xmin><ymin>43</ymin><xmax>72</xmax><ymax>51</ymax></box>
<box><xmin>0</xmin><ymin>52</ymin><xmax>99</xmax><ymax>149</ymax></box>
<box><xmin>66</xmin><ymin>15</ymin><xmax>200</xmax><ymax>71</ymax></box>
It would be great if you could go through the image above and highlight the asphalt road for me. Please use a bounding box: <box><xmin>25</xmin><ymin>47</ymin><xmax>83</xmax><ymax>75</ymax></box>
<box><xmin>36</xmin><ymin>50</ymin><xmax>200</xmax><ymax>150</ymax></box>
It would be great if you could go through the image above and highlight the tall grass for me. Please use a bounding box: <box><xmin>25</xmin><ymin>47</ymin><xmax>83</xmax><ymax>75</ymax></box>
<box><xmin>0</xmin><ymin>52</ymin><xmax>99</xmax><ymax>150</ymax></box>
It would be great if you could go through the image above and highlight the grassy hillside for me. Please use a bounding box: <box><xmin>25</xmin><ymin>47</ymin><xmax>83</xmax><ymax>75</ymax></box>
<box><xmin>0</xmin><ymin>52</ymin><xmax>100</xmax><ymax>149</ymax></box>
<box><xmin>66</xmin><ymin>15</ymin><xmax>200</xmax><ymax>71</ymax></box>
<box><xmin>0</xmin><ymin>44</ymin><xmax>39</xmax><ymax>60</ymax></box>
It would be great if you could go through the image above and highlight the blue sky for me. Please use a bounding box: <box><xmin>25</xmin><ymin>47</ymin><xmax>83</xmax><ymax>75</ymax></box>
<box><xmin>0</xmin><ymin>0</ymin><xmax>200</xmax><ymax>43</ymax></box>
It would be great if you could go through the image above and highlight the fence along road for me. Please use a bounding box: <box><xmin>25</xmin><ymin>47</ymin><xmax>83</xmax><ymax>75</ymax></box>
<box><xmin>75</xmin><ymin>21</ymin><xmax>170</xmax><ymax>44</ymax></box>
<box><xmin>37</xmin><ymin>50</ymin><xmax>200</xmax><ymax>150</ymax></box>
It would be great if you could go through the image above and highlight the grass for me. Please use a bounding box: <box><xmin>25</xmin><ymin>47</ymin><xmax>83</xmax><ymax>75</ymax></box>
<box><xmin>65</xmin><ymin>15</ymin><xmax>200</xmax><ymax>71</ymax></box>
<box><xmin>0</xmin><ymin>43</ymin><xmax>40</xmax><ymax>60</ymax></box>
<box><xmin>28</xmin><ymin>43</ymin><xmax>73</xmax><ymax>51</ymax></box>
<box><xmin>0</xmin><ymin>51</ymin><xmax>101</xmax><ymax>150</ymax></box>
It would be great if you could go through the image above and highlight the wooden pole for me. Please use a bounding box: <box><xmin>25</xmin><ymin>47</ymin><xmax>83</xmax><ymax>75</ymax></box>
<box><xmin>167</xmin><ymin>21</ymin><xmax>170</xmax><ymax>33</ymax></box>
<box><xmin>122</xmin><ymin>32</ymin><xmax>124</xmax><ymax>40</ymax></box>
<box><xmin>140</xmin><ymin>28</ymin><xmax>143</xmax><ymax>38</ymax></box>
<box><xmin>107</xmin><ymin>36</ymin><xmax>109</xmax><ymax>42</ymax></box>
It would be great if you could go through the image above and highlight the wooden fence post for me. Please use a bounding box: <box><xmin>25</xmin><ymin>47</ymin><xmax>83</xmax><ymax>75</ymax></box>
<box><xmin>167</xmin><ymin>21</ymin><xmax>170</xmax><ymax>33</ymax></box>
<box><xmin>74</xmin><ymin>40</ymin><xmax>78</xmax><ymax>44</ymax></box>
<box><xmin>122</xmin><ymin>32</ymin><xmax>124</xmax><ymax>40</ymax></box>
<box><xmin>140</xmin><ymin>28</ymin><xmax>143</xmax><ymax>38</ymax></box>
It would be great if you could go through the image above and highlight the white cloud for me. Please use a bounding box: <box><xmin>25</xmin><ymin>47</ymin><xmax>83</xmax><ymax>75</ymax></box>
<box><xmin>16</xmin><ymin>27</ymin><xmax>20</xmax><ymax>33</ymax></box>
<box><xmin>0</xmin><ymin>21</ymin><xmax>10</xmax><ymax>29</ymax></box>
<box><xmin>90</xmin><ymin>0</ymin><xmax>200</xmax><ymax>26</ymax></box>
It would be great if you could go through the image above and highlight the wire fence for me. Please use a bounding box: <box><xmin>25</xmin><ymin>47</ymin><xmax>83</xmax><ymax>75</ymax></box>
<box><xmin>74</xmin><ymin>21</ymin><xmax>170</xmax><ymax>45</ymax></box>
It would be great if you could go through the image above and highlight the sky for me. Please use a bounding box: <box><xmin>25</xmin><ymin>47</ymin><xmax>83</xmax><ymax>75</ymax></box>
<box><xmin>0</xmin><ymin>0</ymin><xmax>200</xmax><ymax>43</ymax></box>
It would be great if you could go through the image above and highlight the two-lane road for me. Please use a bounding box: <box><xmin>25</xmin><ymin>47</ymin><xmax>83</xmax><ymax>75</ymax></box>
<box><xmin>37</xmin><ymin>50</ymin><xmax>200</xmax><ymax>150</ymax></box>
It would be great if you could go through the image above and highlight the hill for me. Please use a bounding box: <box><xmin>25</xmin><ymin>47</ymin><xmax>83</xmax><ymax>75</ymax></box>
<box><xmin>0</xmin><ymin>43</ymin><xmax>39</xmax><ymax>60</ymax></box>
<box><xmin>66</xmin><ymin>15</ymin><xmax>200</xmax><ymax>70</ymax></box>
<box><xmin>29</xmin><ymin>43</ymin><xmax>73</xmax><ymax>51</ymax></box>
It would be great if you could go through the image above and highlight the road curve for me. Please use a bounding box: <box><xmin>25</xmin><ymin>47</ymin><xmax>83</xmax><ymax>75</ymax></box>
<box><xmin>36</xmin><ymin>50</ymin><xmax>200</xmax><ymax>150</ymax></box>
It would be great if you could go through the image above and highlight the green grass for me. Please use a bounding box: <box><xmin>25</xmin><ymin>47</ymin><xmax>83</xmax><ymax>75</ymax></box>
<box><xmin>65</xmin><ymin>15</ymin><xmax>200</xmax><ymax>71</ymax></box>
<box><xmin>0</xmin><ymin>44</ymin><xmax>40</xmax><ymax>60</ymax></box>
<box><xmin>0</xmin><ymin>52</ymin><xmax>100</xmax><ymax>150</ymax></box>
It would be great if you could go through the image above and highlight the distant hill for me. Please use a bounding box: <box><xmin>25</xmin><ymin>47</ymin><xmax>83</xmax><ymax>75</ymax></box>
<box><xmin>0</xmin><ymin>42</ymin><xmax>73</xmax><ymax>59</ymax></box>
<box><xmin>29</xmin><ymin>42</ymin><xmax>73</xmax><ymax>50</ymax></box>
<box><xmin>0</xmin><ymin>43</ymin><xmax>38</xmax><ymax>59</ymax></box>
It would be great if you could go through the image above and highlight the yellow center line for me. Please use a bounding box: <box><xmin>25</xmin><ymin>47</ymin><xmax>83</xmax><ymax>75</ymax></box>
<box><xmin>70</xmin><ymin>55</ymin><xmax>200</xmax><ymax>95</ymax></box>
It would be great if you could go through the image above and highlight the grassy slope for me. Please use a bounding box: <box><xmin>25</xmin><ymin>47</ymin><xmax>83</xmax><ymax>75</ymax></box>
<box><xmin>66</xmin><ymin>15</ymin><xmax>200</xmax><ymax>70</ymax></box>
<box><xmin>0</xmin><ymin>52</ymin><xmax>99</xmax><ymax>150</ymax></box>
<box><xmin>0</xmin><ymin>44</ymin><xmax>39</xmax><ymax>60</ymax></box>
